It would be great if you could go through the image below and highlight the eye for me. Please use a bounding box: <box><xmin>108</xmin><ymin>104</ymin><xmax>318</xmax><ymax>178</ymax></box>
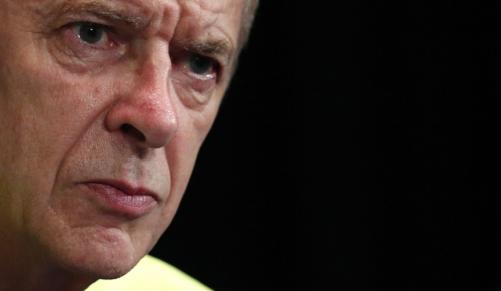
<box><xmin>69</xmin><ymin>22</ymin><xmax>115</xmax><ymax>49</ymax></box>
<box><xmin>52</xmin><ymin>21</ymin><xmax>126</xmax><ymax>70</ymax></box>
<box><xmin>75</xmin><ymin>22</ymin><xmax>106</xmax><ymax>44</ymax></box>
<box><xmin>171</xmin><ymin>51</ymin><xmax>221</xmax><ymax>107</ymax></box>
<box><xmin>186</xmin><ymin>53</ymin><xmax>218</xmax><ymax>79</ymax></box>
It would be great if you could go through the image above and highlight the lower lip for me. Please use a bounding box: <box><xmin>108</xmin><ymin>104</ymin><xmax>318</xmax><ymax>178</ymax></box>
<box><xmin>84</xmin><ymin>183</ymin><xmax>157</xmax><ymax>218</ymax></box>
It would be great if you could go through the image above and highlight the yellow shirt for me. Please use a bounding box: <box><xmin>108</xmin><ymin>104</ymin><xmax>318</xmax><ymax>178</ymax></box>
<box><xmin>87</xmin><ymin>255</ymin><xmax>213</xmax><ymax>291</ymax></box>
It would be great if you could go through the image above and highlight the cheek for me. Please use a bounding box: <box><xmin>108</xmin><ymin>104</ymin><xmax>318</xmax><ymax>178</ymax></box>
<box><xmin>160</xmin><ymin>110</ymin><xmax>212</xmax><ymax>210</ymax></box>
<box><xmin>0</xmin><ymin>49</ymin><xmax>113</xmax><ymax>211</ymax></box>
<box><xmin>166</xmin><ymin>130</ymin><xmax>203</xmax><ymax>198</ymax></box>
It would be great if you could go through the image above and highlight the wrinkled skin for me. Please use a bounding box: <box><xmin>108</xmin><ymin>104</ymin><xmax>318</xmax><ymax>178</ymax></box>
<box><xmin>0</xmin><ymin>0</ymin><xmax>244</xmax><ymax>290</ymax></box>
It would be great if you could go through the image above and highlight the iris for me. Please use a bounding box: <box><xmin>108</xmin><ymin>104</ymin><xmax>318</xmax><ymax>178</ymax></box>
<box><xmin>188</xmin><ymin>54</ymin><xmax>215</xmax><ymax>76</ymax></box>
<box><xmin>77</xmin><ymin>23</ymin><xmax>105</xmax><ymax>44</ymax></box>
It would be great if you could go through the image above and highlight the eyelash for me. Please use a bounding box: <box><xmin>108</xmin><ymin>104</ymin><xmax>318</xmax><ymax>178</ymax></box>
<box><xmin>172</xmin><ymin>50</ymin><xmax>220</xmax><ymax>81</ymax></box>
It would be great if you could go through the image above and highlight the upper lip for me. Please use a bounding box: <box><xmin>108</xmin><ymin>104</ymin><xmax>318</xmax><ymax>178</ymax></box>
<box><xmin>84</xmin><ymin>179</ymin><xmax>160</xmax><ymax>202</ymax></box>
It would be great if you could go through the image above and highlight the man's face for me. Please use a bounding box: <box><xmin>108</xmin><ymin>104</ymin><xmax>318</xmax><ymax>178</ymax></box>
<box><xmin>0</xmin><ymin>0</ymin><xmax>244</xmax><ymax>279</ymax></box>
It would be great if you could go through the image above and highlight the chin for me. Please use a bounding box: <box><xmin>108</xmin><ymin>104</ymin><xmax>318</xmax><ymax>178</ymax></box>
<box><xmin>41</xmin><ymin>224</ymin><xmax>148</xmax><ymax>280</ymax></box>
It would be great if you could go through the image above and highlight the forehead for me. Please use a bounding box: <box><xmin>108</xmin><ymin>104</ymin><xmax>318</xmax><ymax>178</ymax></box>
<box><xmin>174</xmin><ymin>0</ymin><xmax>245</xmax><ymax>51</ymax></box>
<box><xmin>20</xmin><ymin>0</ymin><xmax>245</xmax><ymax>47</ymax></box>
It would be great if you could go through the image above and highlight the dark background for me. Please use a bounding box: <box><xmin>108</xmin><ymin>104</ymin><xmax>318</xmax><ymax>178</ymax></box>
<box><xmin>303</xmin><ymin>1</ymin><xmax>501</xmax><ymax>291</ymax></box>
<box><xmin>154</xmin><ymin>1</ymin><xmax>501</xmax><ymax>290</ymax></box>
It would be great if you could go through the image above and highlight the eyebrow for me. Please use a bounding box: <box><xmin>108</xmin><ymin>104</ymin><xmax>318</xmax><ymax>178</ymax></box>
<box><xmin>37</xmin><ymin>0</ymin><xmax>150</xmax><ymax>31</ymax></box>
<box><xmin>183</xmin><ymin>39</ymin><xmax>234</xmax><ymax>65</ymax></box>
<box><xmin>35</xmin><ymin>0</ymin><xmax>236</xmax><ymax>64</ymax></box>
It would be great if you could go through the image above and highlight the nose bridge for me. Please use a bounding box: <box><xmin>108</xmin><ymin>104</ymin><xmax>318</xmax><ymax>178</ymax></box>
<box><xmin>135</xmin><ymin>49</ymin><xmax>173</xmax><ymax>119</ymax></box>
<box><xmin>106</xmin><ymin>41</ymin><xmax>178</xmax><ymax>149</ymax></box>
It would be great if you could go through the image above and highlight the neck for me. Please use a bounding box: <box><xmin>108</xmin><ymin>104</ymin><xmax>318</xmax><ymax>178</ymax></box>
<box><xmin>0</xmin><ymin>266</ymin><xmax>93</xmax><ymax>291</ymax></box>
<box><xmin>0</xmin><ymin>231</ymin><xmax>95</xmax><ymax>291</ymax></box>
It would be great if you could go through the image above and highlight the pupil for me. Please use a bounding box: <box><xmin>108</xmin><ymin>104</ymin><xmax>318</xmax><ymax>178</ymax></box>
<box><xmin>189</xmin><ymin>55</ymin><xmax>213</xmax><ymax>75</ymax></box>
<box><xmin>79</xmin><ymin>23</ymin><xmax>103</xmax><ymax>44</ymax></box>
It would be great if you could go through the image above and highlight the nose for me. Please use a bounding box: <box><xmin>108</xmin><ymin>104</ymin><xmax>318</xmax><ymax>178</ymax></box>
<box><xmin>105</xmin><ymin>42</ymin><xmax>178</xmax><ymax>149</ymax></box>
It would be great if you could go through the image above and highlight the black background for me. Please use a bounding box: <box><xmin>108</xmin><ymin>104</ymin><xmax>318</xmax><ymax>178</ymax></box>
<box><xmin>154</xmin><ymin>1</ymin><xmax>501</xmax><ymax>290</ymax></box>
<box><xmin>303</xmin><ymin>1</ymin><xmax>501</xmax><ymax>291</ymax></box>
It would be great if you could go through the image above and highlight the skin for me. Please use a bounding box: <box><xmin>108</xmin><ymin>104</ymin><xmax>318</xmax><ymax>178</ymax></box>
<box><xmin>0</xmin><ymin>0</ymin><xmax>245</xmax><ymax>290</ymax></box>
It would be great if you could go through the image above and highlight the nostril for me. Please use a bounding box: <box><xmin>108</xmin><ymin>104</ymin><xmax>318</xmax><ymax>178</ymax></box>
<box><xmin>121</xmin><ymin>124</ymin><xmax>146</xmax><ymax>142</ymax></box>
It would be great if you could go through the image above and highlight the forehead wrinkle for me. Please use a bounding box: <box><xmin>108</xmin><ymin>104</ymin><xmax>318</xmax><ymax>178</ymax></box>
<box><xmin>179</xmin><ymin>0</ymin><xmax>224</xmax><ymax>33</ymax></box>
<box><xmin>31</xmin><ymin>0</ymin><xmax>154</xmax><ymax>31</ymax></box>
<box><xmin>28</xmin><ymin>0</ymin><xmax>241</xmax><ymax>62</ymax></box>
<box><xmin>177</xmin><ymin>0</ymin><xmax>236</xmax><ymax>54</ymax></box>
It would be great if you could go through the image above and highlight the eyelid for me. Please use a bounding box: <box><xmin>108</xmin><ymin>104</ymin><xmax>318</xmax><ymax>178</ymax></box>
<box><xmin>42</xmin><ymin>1</ymin><xmax>149</xmax><ymax>35</ymax></box>
<box><xmin>52</xmin><ymin>21</ymin><xmax>127</xmax><ymax>71</ymax></box>
<box><xmin>72</xmin><ymin>21</ymin><xmax>108</xmax><ymax>35</ymax></box>
<box><xmin>65</xmin><ymin>22</ymin><xmax>112</xmax><ymax>49</ymax></box>
<box><xmin>198</xmin><ymin>53</ymin><xmax>226</xmax><ymax>70</ymax></box>
<box><xmin>180</xmin><ymin>40</ymin><xmax>233</xmax><ymax>68</ymax></box>
<box><xmin>174</xmin><ymin>50</ymin><xmax>220</xmax><ymax>81</ymax></box>
<box><xmin>51</xmin><ymin>13</ymin><xmax>134</xmax><ymax>45</ymax></box>
<box><xmin>70</xmin><ymin>20</ymin><xmax>131</xmax><ymax>42</ymax></box>
<box><xmin>192</xmin><ymin>55</ymin><xmax>220</xmax><ymax>77</ymax></box>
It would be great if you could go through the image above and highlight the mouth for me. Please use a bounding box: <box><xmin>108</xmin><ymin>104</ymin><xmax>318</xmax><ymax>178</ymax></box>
<box><xmin>80</xmin><ymin>179</ymin><xmax>159</xmax><ymax>219</ymax></box>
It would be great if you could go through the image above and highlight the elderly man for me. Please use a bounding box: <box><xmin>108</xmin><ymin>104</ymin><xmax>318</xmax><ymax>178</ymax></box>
<box><xmin>0</xmin><ymin>0</ymin><xmax>258</xmax><ymax>290</ymax></box>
